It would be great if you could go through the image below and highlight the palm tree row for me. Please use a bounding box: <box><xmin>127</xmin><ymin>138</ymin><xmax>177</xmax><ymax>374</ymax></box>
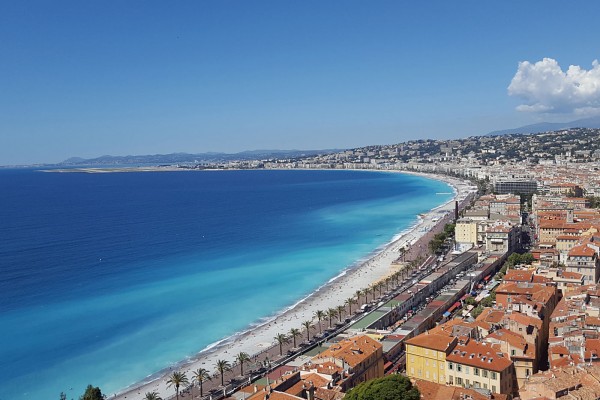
<box><xmin>165</xmin><ymin>358</ymin><xmax>233</xmax><ymax>399</ymax></box>
<box><xmin>162</xmin><ymin>263</ymin><xmax>420</xmax><ymax>400</ymax></box>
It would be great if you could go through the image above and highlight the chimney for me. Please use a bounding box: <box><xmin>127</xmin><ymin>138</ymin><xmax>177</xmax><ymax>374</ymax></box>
<box><xmin>455</xmin><ymin>201</ymin><xmax>459</xmax><ymax>221</ymax></box>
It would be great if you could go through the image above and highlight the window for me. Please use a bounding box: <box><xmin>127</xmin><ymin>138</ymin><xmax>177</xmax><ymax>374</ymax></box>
<box><xmin>449</xmin><ymin>376</ymin><xmax>454</xmax><ymax>384</ymax></box>
<box><xmin>526</xmin><ymin>369</ymin><xmax>530</xmax><ymax>377</ymax></box>
<box><xmin>492</xmin><ymin>385</ymin><xmax>497</xmax><ymax>393</ymax></box>
<box><xmin>474</xmin><ymin>368</ymin><xmax>480</xmax><ymax>376</ymax></box>
<box><xmin>482</xmin><ymin>370</ymin><xmax>488</xmax><ymax>378</ymax></box>
<box><xmin>474</xmin><ymin>382</ymin><xmax>480</xmax><ymax>388</ymax></box>
<box><xmin>418</xmin><ymin>369</ymin><xmax>422</xmax><ymax>377</ymax></box>
<box><xmin>425</xmin><ymin>371</ymin><xmax>429</xmax><ymax>379</ymax></box>
<box><xmin>425</xmin><ymin>359</ymin><xmax>429</xmax><ymax>366</ymax></box>
<box><xmin>491</xmin><ymin>372</ymin><xmax>497</xmax><ymax>379</ymax></box>
<box><xmin>448</xmin><ymin>362</ymin><xmax>453</xmax><ymax>370</ymax></box>
<box><xmin>410</xmin><ymin>368</ymin><xmax>414</xmax><ymax>375</ymax></box>
<box><xmin>465</xmin><ymin>366</ymin><xmax>469</xmax><ymax>374</ymax></box>
<box><xmin>456</xmin><ymin>377</ymin><xmax>463</xmax><ymax>386</ymax></box>
<box><xmin>484</xmin><ymin>383</ymin><xmax>488</xmax><ymax>389</ymax></box>
<box><xmin>511</xmin><ymin>349</ymin><xmax>516</xmax><ymax>356</ymax></box>
<box><xmin>456</xmin><ymin>365</ymin><xmax>462</xmax><ymax>372</ymax></box>
<box><xmin>466</xmin><ymin>379</ymin><xmax>470</xmax><ymax>387</ymax></box>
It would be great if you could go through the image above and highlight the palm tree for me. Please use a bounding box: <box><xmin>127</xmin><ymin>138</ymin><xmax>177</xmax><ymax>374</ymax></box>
<box><xmin>355</xmin><ymin>289</ymin><xmax>363</xmax><ymax>304</ymax></box>
<box><xmin>346</xmin><ymin>297</ymin><xmax>356</xmax><ymax>314</ymax></box>
<box><xmin>326</xmin><ymin>308</ymin><xmax>338</xmax><ymax>328</ymax></box>
<box><xmin>144</xmin><ymin>392</ymin><xmax>162</xmax><ymax>400</ymax></box>
<box><xmin>289</xmin><ymin>327</ymin><xmax>302</xmax><ymax>348</ymax></box>
<box><xmin>274</xmin><ymin>333</ymin><xmax>290</xmax><ymax>355</ymax></box>
<box><xmin>302</xmin><ymin>320</ymin><xmax>312</xmax><ymax>341</ymax></box>
<box><xmin>215</xmin><ymin>359</ymin><xmax>231</xmax><ymax>387</ymax></box>
<box><xmin>385</xmin><ymin>276</ymin><xmax>392</xmax><ymax>291</ymax></box>
<box><xmin>393</xmin><ymin>271</ymin><xmax>401</xmax><ymax>285</ymax></box>
<box><xmin>166</xmin><ymin>371</ymin><xmax>188</xmax><ymax>400</ymax></box>
<box><xmin>365</xmin><ymin>287</ymin><xmax>373</xmax><ymax>302</ymax></box>
<box><xmin>235</xmin><ymin>352</ymin><xmax>251</xmax><ymax>376</ymax></box>
<box><xmin>336</xmin><ymin>304</ymin><xmax>346</xmax><ymax>321</ymax></box>
<box><xmin>314</xmin><ymin>310</ymin><xmax>325</xmax><ymax>334</ymax></box>
<box><xmin>192</xmin><ymin>368</ymin><xmax>211</xmax><ymax>398</ymax></box>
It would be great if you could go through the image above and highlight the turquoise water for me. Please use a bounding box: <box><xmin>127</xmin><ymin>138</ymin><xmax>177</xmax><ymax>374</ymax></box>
<box><xmin>0</xmin><ymin>169</ymin><xmax>452</xmax><ymax>399</ymax></box>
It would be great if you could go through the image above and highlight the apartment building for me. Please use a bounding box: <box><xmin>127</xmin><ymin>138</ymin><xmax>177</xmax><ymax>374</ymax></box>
<box><xmin>311</xmin><ymin>335</ymin><xmax>384</xmax><ymax>391</ymax></box>
<box><xmin>565</xmin><ymin>243</ymin><xmax>600</xmax><ymax>285</ymax></box>
<box><xmin>446</xmin><ymin>339</ymin><xmax>515</xmax><ymax>395</ymax></box>
<box><xmin>405</xmin><ymin>333</ymin><xmax>457</xmax><ymax>384</ymax></box>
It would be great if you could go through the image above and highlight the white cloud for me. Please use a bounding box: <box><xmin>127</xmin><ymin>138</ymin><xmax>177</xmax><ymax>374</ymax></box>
<box><xmin>508</xmin><ymin>58</ymin><xmax>600</xmax><ymax>115</ymax></box>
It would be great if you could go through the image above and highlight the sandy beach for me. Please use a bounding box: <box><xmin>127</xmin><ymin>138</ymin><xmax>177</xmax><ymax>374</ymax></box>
<box><xmin>111</xmin><ymin>172</ymin><xmax>476</xmax><ymax>400</ymax></box>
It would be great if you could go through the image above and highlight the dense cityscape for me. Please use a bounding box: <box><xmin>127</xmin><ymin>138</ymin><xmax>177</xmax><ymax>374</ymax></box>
<box><xmin>107</xmin><ymin>127</ymin><xmax>598</xmax><ymax>400</ymax></box>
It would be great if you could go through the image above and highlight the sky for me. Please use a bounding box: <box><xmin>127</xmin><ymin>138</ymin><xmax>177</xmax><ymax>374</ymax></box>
<box><xmin>2</xmin><ymin>1</ymin><xmax>600</xmax><ymax>165</ymax></box>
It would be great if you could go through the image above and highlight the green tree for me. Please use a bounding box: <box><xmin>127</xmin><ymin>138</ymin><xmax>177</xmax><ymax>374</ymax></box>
<box><xmin>302</xmin><ymin>320</ymin><xmax>312</xmax><ymax>341</ymax></box>
<box><xmin>326</xmin><ymin>308</ymin><xmax>338</xmax><ymax>328</ymax></box>
<box><xmin>192</xmin><ymin>368</ymin><xmax>211</xmax><ymax>398</ymax></box>
<box><xmin>235</xmin><ymin>352</ymin><xmax>250</xmax><ymax>376</ymax></box>
<box><xmin>144</xmin><ymin>391</ymin><xmax>162</xmax><ymax>400</ymax></box>
<box><xmin>345</xmin><ymin>374</ymin><xmax>420</xmax><ymax>400</ymax></box>
<box><xmin>465</xmin><ymin>297</ymin><xmax>477</xmax><ymax>306</ymax></box>
<box><xmin>471</xmin><ymin>305</ymin><xmax>484</xmax><ymax>318</ymax></box>
<box><xmin>314</xmin><ymin>310</ymin><xmax>325</xmax><ymax>334</ymax></box>
<box><xmin>365</xmin><ymin>287</ymin><xmax>373</xmax><ymax>302</ymax></box>
<box><xmin>166</xmin><ymin>371</ymin><xmax>188</xmax><ymax>400</ymax></box>
<box><xmin>336</xmin><ymin>304</ymin><xmax>346</xmax><ymax>320</ymax></box>
<box><xmin>346</xmin><ymin>297</ymin><xmax>357</xmax><ymax>315</ymax></box>
<box><xmin>274</xmin><ymin>333</ymin><xmax>290</xmax><ymax>355</ymax></box>
<box><xmin>80</xmin><ymin>385</ymin><xmax>103</xmax><ymax>400</ymax></box>
<box><xmin>443</xmin><ymin>223</ymin><xmax>456</xmax><ymax>236</ymax></box>
<box><xmin>215</xmin><ymin>359</ymin><xmax>231</xmax><ymax>386</ymax></box>
<box><xmin>355</xmin><ymin>289</ymin><xmax>363</xmax><ymax>304</ymax></box>
<box><xmin>289</xmin><ymin>327</ymin><xmax>302</xmax><ymax>348</ymax></box>
<box><xmin>520</xmin><ymin>253</ymin><xmax>534</xmax><ymax>265</ymax></box>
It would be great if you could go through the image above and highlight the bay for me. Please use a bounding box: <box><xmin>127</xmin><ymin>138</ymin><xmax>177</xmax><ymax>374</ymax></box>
<box><xmin>0</xmin><ymin>169</ymin><xmax>452</xmax><ymax>399</ymax></box>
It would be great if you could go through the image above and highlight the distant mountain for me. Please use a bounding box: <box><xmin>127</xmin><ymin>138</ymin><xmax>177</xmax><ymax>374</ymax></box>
<box><xmin>487</xmin><ymin>116</ymin><xmax>600</xmax><ymax>136</ymax></box>
<box><xmin>58</xmin><ymin>149</ymin><xmax>340</xmax><ymax>166</ymax></box>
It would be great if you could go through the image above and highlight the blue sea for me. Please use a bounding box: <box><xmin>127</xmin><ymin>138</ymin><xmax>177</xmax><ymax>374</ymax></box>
<box><xmin>0</xmin><ymin>169</ymin><xmax>452</xmax><ymax>400</ymax></box>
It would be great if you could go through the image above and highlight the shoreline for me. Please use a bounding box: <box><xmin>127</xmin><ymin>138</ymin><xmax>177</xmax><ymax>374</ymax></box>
<box><xmin>111</xmin><ymin>171</ymin><xmax>476</xmax><ymax>400</ymax></box>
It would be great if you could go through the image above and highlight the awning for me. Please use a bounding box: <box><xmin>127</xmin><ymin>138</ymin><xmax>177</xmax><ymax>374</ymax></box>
<box><xmin>447</xmin><ymin>302</ymin><xmax>461</xmax><ymax>313</ymax></box>
<box><xmin>483</xmin><ymin>275</ymin><xmax>491</xmax><ymax>281</ymax></box>
<box><xmin>384</xmin><ymin>361</ymin><xmax>393</xmax><ymax>371</ymax></box>
<box><xmin>443</xmin><ymin>311</ymin><xmax>451</xmax><ymax>318</ymax></box>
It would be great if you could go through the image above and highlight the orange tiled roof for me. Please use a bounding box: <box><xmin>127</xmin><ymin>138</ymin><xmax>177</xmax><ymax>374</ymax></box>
<box><xmin>446</xmin><ymin>341</ymin><xmax>513</xmax><ymax>372</ymax></box>
<box><xmin>415</xmin><ymin>379</ymin><xmax>509</xmax><ymax>400</ymax></box>
<box><xmin>568</xmin><ymin>245</ymin><xmax>596</xmax><ymax>257</ymax></box>
<box><xmin>316</xmin><ymin>335</ymin><xmax>381</xmax><ymax>368</ymax></box>
<box><xmin>405</xmin><ymin>332</ymin><xmax>457</xmax><ymax>352</ymax></box>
